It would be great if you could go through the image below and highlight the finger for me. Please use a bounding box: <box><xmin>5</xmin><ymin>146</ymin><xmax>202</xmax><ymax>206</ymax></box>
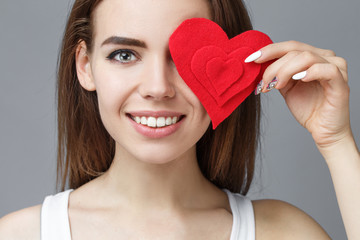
<box><xmin>297</xmin><ymin>63</ymin><xmax>349</xmax><ymax>98</ymax></box>
<box><xmin>260</xmin><ymin>51</ymin><xmax>301</xmax><ymax>91</ymax></box>
<box><xmin>260</xmin><ymin>54</ymin><xmax>348</xmax><ymax>91</ymax></box>
<box><xmin>245</xmin><ymin>41</ymin><xmax>336</xmax><ymax>64</ymax></box>
<box><xmin>324</xmin><ymin>56</ymin><xmax>348</xmax><ymax>81</ymax></box>
<box><xmin>262</xmin><ymin>51</ymin><xmax>328</xmax><ymax>92</ymax></box>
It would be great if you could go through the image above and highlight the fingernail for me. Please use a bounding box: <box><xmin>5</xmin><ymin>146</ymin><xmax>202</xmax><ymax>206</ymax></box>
<box><xmin>292</xmin><ymin>71</ymin><xmax>307</xmax><ymax>80</ymax></box>
<box><xmin>266</xmin><ymin>77</ymin><xmax>278</xmax><ymax>90</ymax></box>
<box><xmin>245</xmin><ymin>50</ymin><xmax>262</xmax><ymax>63</ymax></box>
<box><xmin>255</xmin><ymin>80</ymin><xmax>263</xmax><ymax>95</ymax></box>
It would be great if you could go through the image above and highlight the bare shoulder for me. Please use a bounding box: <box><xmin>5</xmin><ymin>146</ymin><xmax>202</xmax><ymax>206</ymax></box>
<box><xmin>0</xmin><ymin>205</ymin><xmax>41</xmax><ymax>240</ymax></box>
<box><xmin>252</xmin><ymin>199</ymin><xmax>331</xmax><ymax>240</ymax></box>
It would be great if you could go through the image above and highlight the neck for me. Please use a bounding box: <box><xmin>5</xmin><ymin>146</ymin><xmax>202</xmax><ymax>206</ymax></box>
<box><xmin>97</xmin><ymin>143</ymin><xmax>224</xmax><ymax>213</ymax></box>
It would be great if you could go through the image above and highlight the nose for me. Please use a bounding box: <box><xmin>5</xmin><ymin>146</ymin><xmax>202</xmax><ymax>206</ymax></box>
<box><xmin>138</xmin><ymin>54</ymin><xmax>176</xmax><ymax>101</ymax></box>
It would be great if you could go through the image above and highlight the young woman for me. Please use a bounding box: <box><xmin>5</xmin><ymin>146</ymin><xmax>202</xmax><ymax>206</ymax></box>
<box><xmin>1</xmin><ymin>0</ymin><xmax>359</xmax><ymax>239</ymax></box>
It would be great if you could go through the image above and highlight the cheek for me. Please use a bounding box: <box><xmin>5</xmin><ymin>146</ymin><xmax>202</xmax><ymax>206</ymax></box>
<box><xmin>93</xmin><ymin>75</ymin><xmax>133</xmax><ymax>143</ymax></box>
<box><xmin>177</xmin><ymin>76</ymin><xmax>210</xmax><ymax>122</ymax></box>
<box><xmin>92</xmin><ymin>69</ymin><xmax>134</xmax><ymax>122</ymax></box>
<box><xmin>189</xmin><ymin>92</ymin><xmax>211</xmax><ymax>130</ymax></box>
<box><xmin>93</xmin><ymin>62</ymin><xmax>138</xmax><ymax>103</ymax></box>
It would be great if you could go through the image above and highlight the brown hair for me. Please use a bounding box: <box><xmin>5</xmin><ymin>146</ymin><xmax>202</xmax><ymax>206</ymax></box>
<box><xmin>57</xmin><ymin>0</ymin><xmax>260</xmax><ymax>195</ymax></box>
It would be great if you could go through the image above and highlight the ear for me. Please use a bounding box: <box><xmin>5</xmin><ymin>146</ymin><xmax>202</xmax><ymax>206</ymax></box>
<box><xmin>75</xmin><ymin>41</ymin><xmax>96</xmax><ymax>91</ymax></box>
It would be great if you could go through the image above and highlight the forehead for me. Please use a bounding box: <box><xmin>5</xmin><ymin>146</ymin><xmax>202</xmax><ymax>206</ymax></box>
<box><xmin>92</xmin><ymin>0</ymin><xmax>211</xmax><ymax>46</ymax></box>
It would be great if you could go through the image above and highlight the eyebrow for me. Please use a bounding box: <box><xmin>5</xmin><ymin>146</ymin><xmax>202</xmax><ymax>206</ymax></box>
<box><xmin>101</xmin><ymin>36</ymin><xmax>147</xmax><ymax>48</ymax></box>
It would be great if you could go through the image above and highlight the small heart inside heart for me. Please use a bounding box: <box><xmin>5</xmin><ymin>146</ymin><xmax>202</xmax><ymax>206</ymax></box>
<box><xmin>206</xmin><ymin>58</ymin><xmax>244</xmax><ymax>95</ymax></box>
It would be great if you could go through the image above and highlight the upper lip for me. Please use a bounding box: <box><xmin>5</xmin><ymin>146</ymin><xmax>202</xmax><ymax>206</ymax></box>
<box><xmin>126</xmin><ymin>111</ymin><xmax>185</xmax><ymax>118</ymax></box>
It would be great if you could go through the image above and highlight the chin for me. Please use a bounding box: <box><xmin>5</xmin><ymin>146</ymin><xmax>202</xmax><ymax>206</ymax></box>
<box><xmin>134</xmin><ymin>144</ymin><xmax>192</xmax><ymax>165</ymax></box>
<box><xmin>114</xmin><ymin>139</ymin><xmax>195</xmax><ymax>167</ymax></box>
<box><xmin>138</xmin><ymin>156</ymin><xmax>177</xmax><ymax>165</ymax></box>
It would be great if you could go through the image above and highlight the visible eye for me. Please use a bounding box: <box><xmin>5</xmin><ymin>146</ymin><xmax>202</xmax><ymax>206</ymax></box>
<box><xmin>107</xmin><ymin>49</ymin><xmax>139</xmax><ymax>64</ymax></box>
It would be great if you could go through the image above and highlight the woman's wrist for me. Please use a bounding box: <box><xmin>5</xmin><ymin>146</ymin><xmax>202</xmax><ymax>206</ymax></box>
<box><xmin>316</xmin><ymin>131</ymin><xmax>360</xmax><ymax>240</ymax></box>
<box><xmin>316</xmin><ymin>131</ymin><xmax>360</xmax><ymax>169</ymax></box>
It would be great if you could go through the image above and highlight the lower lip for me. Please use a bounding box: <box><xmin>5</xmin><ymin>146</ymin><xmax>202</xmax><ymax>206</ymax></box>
<box><xmin>128</xmin><ymin>116</ymin><xmax>184</xmax><ymax>139</ymax></box>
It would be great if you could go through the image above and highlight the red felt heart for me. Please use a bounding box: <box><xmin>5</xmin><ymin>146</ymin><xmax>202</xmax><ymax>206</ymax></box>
<box><xmin>169</xmin><ymin>18</ymin><xmax>273</xmax><ymax>129</ymax></box>
<box><xmin>206</xmin><ymin>57</ymin><xmax>243</xmax><ymax>96</ymax></box>
<box><xmin>192</xmin><ymin>46</ymin><xmax>261</xmax><ymax>107</ymax></box>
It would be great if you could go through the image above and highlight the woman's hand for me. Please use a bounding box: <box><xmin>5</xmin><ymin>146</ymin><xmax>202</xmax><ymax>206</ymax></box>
<box><xmin>248</xmin><ymin>41</ymin><xmax>360</xmax><ymax>240</ymax></box>
<box><xmin>248</xmin><ymin>41</ymin><xmax>351</xmax><ymax>153</ymax></box>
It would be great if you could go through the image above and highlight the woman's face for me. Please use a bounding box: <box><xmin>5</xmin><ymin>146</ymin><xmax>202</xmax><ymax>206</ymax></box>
<box><xmin>86</xmin><ymin>0</ymin><xmax>212</xmax><ymax>164</ymax></box>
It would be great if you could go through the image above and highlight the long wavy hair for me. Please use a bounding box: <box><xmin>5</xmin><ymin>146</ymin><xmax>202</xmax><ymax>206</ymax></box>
<box><xmin>57</xmin><ymin>0</ymin><xmax>260</xmax><ymax>195</ymax></box>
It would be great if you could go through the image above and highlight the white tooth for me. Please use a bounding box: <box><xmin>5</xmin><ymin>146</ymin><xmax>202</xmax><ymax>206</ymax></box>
<box><xmin>141</xmin><ymin>117</ymin><xmax>147</xmax><ymax>125</ymax></box>
<box><xmin>172</xmin><ymin>117</ymin><xmax>178</xmax><ymax>124</ymax></box>
<box><xmin>165</xmin><ymin>117</ymin><xmax>172</xmax><ymax>126</ymax></box>
<box><xmin>157</xmin><ymin>117</ymin><xmax>166</xmax><ymax>127</ymax></box>
<box><xmin>147</xmin><ymin>117</ymin><xmax>157</xmax><ymax>127</ymax></box>
<box><xmin>135</xmin><ymin>116</ymin><xmax>141</xmax><ymax>124</ymax></box>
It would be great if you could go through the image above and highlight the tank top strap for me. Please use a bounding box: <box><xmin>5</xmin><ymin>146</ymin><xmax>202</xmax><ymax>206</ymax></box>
<box><xmin>223</xmin><ymin>189</ymin><xmax>255</xmax><ymax>240</ymax></box>
<box><xmin>41</xmin><ymin>189</ymin><xmax>73</xmax><ymax>240</ymax></box>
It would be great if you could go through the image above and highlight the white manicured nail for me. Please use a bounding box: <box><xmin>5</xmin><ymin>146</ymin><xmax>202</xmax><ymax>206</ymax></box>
<box><xmin>292</xmin><ymin>71</ymin><xmax>307</xmax><ymax>80</ymax></box>
<box><xmin>244</xmin><ymin>50</ymin><xmax>262</xmax><ymax>63</ymax></box>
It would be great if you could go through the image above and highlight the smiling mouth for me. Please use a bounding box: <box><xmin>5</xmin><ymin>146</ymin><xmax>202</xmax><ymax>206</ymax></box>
<box><xmin>127</xmin><ymin>114</ymin><xmax>185</xmax><ymax>128</ymax></box>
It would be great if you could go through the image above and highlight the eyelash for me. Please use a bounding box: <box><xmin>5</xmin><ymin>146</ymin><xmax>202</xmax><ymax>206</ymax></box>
<box><xmin>106</xmin><ymin>49</ymin><xmax>140</xmax><ymax>64</ymax></box>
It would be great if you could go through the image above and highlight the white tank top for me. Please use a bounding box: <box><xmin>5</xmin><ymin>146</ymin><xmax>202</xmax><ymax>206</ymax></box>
<box><xmin>40</xmin><ymin>189</ymin><xmax>255</xmax><ymax>240</ymax></box>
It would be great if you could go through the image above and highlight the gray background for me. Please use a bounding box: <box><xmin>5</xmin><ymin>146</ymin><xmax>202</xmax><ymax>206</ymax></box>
<box><xmin>0</xmin><ymin>0</ymin><xmax>359</xmax><ymax>239</ymax></box>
